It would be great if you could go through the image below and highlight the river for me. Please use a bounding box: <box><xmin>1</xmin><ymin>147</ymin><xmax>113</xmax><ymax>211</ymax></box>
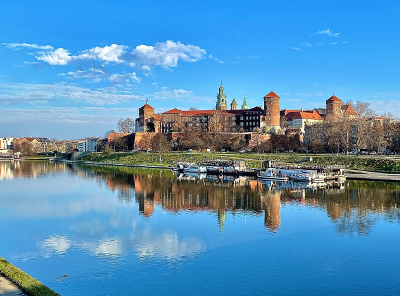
<box><xmin>1</xmin><ymin>161</ymin><xmax>400</xmax><ymax>295</ymax></box>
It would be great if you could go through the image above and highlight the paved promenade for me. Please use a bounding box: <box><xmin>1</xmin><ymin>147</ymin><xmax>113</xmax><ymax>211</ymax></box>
<box><xmin>0</xmin><ymin>275</ymin><xmax>26</xmax><ymax>295</ymax></box>
<box><xmin>347</xmin><ymin>170</ymin><xmax>400</xmax><ymax>182</ymax></box>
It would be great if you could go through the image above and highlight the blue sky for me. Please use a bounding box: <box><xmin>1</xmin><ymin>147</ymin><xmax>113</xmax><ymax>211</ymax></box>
<box><xmin>1</xmin><ymin>0</ymin><xmax>400</xmax><ymax>139</ymax></box>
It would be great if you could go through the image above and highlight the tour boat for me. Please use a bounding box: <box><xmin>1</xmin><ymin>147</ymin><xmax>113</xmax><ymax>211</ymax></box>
<box><xmin>257</xmin><ymin>168</ymin><xmax>289</xmax><ymax>181</ymax></box>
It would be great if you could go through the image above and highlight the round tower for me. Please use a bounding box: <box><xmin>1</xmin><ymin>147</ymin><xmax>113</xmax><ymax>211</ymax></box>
<box><xmin>326</xmin><ymin>95</ymin><xmax>342</xmax><ymax>118</ymax></box>
<box><xmin>263</xmin><ymin>91</ymin><xmax>280</xmax><ymax>127</ymax></box>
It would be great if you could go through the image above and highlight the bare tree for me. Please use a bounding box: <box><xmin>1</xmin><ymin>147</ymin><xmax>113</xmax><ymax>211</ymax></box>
<box><xmin>151</xmin><ymin>133</ymin><xmax>170</xmax><ymax>163</ymax></box>
<box><xmin>351</xmin><ymin>101</ymin><xmax>374</xmax><ymax>154</ymax></box>
<box><xmin>117</xmin><ymin>118</ymin><xmax>134</xmax><ymax>133</ymax></box>
<box><xmin>138</xmin><ymin>132</ymin><xmax>153</xmax><ymax>151</ymax></box>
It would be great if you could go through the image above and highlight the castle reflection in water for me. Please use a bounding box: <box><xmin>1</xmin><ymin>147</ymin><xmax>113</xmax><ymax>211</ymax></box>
<box><xmin>77</xmin><ymin>164</ymin><xmax>400</xmax><ymax>235</ymax></box>
<box><xmin>2</xmin><ymin>161</ymin><xmax>400</xmax><ymax>234</ymax></box>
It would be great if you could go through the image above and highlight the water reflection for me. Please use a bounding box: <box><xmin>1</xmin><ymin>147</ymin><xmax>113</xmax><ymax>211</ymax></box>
<box><xmin>2</xmin><ymin>161</ymin><xmax>400</xmax><ymax>295</ymax></box>
<box><xmin>2</xmin><ymin>161</ymin><xmax>400</xmax><ymax>236</ymax></box>
<box><xmin>75</xmin><ymin>164</ymin><xmax>400</xmax><ymax>235</ymax></box>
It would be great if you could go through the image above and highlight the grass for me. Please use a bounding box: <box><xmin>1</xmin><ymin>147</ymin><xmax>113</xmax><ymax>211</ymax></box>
<box><xmin>79</xmin><ymin>151</ymin><xmax>400</xmax><ymax>173</ymax></box>
<box><xmin>0</xmin><ymin>256</ymin><xmax>60</xmax><ymax>296</ymax></box>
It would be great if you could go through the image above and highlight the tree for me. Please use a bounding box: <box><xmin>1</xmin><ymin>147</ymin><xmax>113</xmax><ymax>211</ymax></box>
<box><xmin>138</xmin><ymin>132</ymin><xmax>153</xmax><ymax>151</ymax></box>
<box><xmin>351</xmin><ymin>101</ymin><xmax>374</xmax><ymax>154</ymax></box>
<box><xmin>117</xmin><ymin>118</ymin><xmax>134</xmax><ymax>133</ymax></box>
<box><xmin>151</xmin><ymin>133</ymin><xmax>170</xmax><ymax>163</ymax></box>
<box><xmin>151</xmin><ymin>133</ymin><xmax>170</xmax><ymax>153</ymax></box>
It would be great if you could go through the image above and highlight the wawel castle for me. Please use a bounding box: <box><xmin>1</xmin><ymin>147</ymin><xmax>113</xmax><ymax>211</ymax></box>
<box><xmin>135</xmin><ymin>81</ymin><xmax>356</xmax><ymax>136</ymax></box>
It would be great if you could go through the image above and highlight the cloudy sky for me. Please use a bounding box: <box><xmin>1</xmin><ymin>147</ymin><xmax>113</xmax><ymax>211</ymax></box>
<box><xmin>1</xmin><ymin>0</ymin><xmax>400</xmax><ymax>139</ymax></box>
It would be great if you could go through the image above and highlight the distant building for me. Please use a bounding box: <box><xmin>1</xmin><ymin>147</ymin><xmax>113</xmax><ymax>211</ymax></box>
<box><xmin>78</xmin><ymin>137</ymin><xmax>100</xmax><ymax>152</ymax></box>
<box><xmin>281</xmin><ymin>109</ymin><xmax>323</xmax><ymax>134</ymax></box>
<box><xmin>0</xmin><ymin>137</ymin><xmax>14</xmax><ymax>153</ymax></box>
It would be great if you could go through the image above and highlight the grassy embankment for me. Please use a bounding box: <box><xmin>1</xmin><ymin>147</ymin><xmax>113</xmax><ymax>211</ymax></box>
<box><xmin>0</xmin><ymin>256</ymin><xmax>60</xmax><ymax>296</ymax></box>
<box><xmin>80</xmin><ymin>152</ymin><xmax>400</xmax><ymax>173</ymax></box>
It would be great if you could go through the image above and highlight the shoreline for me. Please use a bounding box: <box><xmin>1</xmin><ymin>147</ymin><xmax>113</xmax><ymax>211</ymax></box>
<box><xmin>69</xmin><ymin>160</ymin><xmax>400</xmax><ymax>182</ymax></box>
<box><xmin>0</xmin><ymin>256</ymin><xmax>59</xmax><ymax>296</ymax></box>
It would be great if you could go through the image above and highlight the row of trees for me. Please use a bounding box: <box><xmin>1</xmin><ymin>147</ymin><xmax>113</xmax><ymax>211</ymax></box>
<box><xmin>304</xmin><ymin>101</ymin><xmax>400</xmax><ymax>154</ymax></box>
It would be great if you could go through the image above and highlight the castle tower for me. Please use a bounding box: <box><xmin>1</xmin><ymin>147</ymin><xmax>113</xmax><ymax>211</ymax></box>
<box><xmin>263</xmin><ymin>91</ymin><xmax>280</xmax><ymax>127</ymax></box>
<box><xmin>138</xmin><ymin>101</ymin><xmax>155</xmax><ymax>127</ymax></box>
<box><xmin>242</xmin><ymin>94</ymin><xmax>248</xmax><ymax>109</ymax></box>
<box><xmin>230</xmin><ymin>98</ymin><xmax>238</xmax><ymax>110</ymax></box>
<box><xmin>326</xmin><ymin>94</ymin><xmax>342</xmax><ymax>118</ymax></box>
<box><xmin>216</xmin><ymin>81</ymin><xmax>228</xmax><ymax>110</ymax></box>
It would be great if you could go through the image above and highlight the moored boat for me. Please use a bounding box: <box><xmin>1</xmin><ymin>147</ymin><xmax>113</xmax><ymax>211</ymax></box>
<box><xmin>257</xmin><ymin>168</ymin><xmax>289</xmax><ymax>181</ymax></box>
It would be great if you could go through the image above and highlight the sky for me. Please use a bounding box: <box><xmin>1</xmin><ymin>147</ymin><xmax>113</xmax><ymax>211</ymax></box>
<box><xmin>1</xmin><ymin>0</ymin><xmax>400</xmax><ymax>139</ymax></box>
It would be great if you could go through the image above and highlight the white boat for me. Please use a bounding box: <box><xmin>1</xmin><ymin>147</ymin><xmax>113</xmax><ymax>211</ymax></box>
<box><xmin>184</xmin><ymin>165</ymin><xmax>207</xmax><ymax>173</ymax></box>
<box><xmin>178</xmin><ymin>172</ymin><xmax>207</xmax><ymax>181</ymax></box>
<box><xmin>279</xmin><ymin>169</ymin><xmax>326</xmax><ymax>183</ymax></box>
<box><xmin>257</xmin><ymin>168</ymin><xmax>289</xmax><ymax>181</ymax></box>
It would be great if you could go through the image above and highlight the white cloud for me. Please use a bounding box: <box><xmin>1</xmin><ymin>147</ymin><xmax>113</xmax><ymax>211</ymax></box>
<box><xmin>330</xmin><ymin>42</ymin><xmax>338</xmax><ymax>45</ymax></box>
<box><xmin>65</xmin><ymin>68</ymin><xmax>140</xmax><ymax>84</ymax></box>
<box><xmin>3</xmin><ymin>42</ymin><xmax>54</xmax><ymax>50</ymax></box>
<box><xmin>303</xmin><ymin>42</ymin><xmax>312</xmax><ymax>47</ymax></box>
<box><xmin>77</xmin><ymin>44</ymin><xmax>128</xmax><ymax>63</ymax></box>
<box><xmin>153</xmin><ymin>88</ymin><xmax>193</xmax><ymax>100</ymax></box>
<box><xmin>291</xmin><ymin>47</ymin><xmax>301</xmax><ymax>51</ymax></box>
<box><xmin>36</xmin><ymin>48</ymin><xmax>72</xmax><ymax>65</ymax></box>
<box><xmin>316</xmin><ymin>92</ymin><xmax>323</xmax><ymax>96</ymax></box>
<box><xmin>209</xmin><ymin>54</ymin><xmax>224</xmax><ymax>64</ymax></box>
<box><xmin>369</xmin><ymin>99</ymin><xmax>400</xmax><ymax>117</ymax></box>
<box><xmin>0</xmin><ymin>82</ymin><xmax>142</xmax><ymax>105</ymax></box>
<box><xmin>128</xmin><ymin>40</ymin><xmax>206</xmax><ymax>69</ymax></box>
<box><xmin>5</xmin><ymin>41</ymin><xmax>207</xmax><ymax>86</ymax></box>
<box><xmin>314</xmin><ymin>29</ymin><xmax>340</xmax><ymax>37</ymax></box>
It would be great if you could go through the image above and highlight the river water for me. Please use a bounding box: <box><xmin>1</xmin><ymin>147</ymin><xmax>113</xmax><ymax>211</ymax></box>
<box><xmin>1</xmin><ymin>161</ymin><xmax>400</xmax><ymax>295</ymax></box>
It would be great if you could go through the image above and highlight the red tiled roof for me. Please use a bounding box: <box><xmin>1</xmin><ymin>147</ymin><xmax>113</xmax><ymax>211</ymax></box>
<box><xmin>163</xmin><ymin>108</ymin><xmax>181</xmax><ymax>114</ymax></box>
<box><xmin>285</xmin><ymin>110</ymin><xmax>322</xmax><ymax>120</ymax></box>
<box><xmin>281</xmin><ymin>109</ymin><xmax>302</xmax><ymax>116</ymax></box>
<box><xmin>139</xmin><ymin>103</ymin><xmax>154</xmax><ymax>110</ymax></box>
<box><xmin>341</xmin><ymin>104</ymin><xmax>358</xmax><ymax>116</ymax></box>
<box><xmin>264</xmin><ymin>91</ymin><xmax>280</xmax><ymax>98</ymax></box>
<box><xmin>326</xmin><ymin>95</ymin><xmax>341</xmax><ymax>102</ymax></box>
<box><xmin>181</xmin><ymin>110</ymin><xmax>215</xmax><ymax>116</ymax></box>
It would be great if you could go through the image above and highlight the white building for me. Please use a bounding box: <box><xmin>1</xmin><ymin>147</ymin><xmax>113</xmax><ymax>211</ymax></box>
<box><xmin>78</xmin><ymin>137</ymin><xmax>99</xmax><ymax>152</ymax></box>
<box><xmin>0</xmin><ymin>137</ymin><xmax>14</xmax><ymax>153</ymax></box>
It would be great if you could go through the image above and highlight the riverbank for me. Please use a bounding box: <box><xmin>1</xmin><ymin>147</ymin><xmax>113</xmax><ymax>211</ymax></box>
<box><xmin>69</xmin><ymin>151</ymin><xmax>400</xmax><ymax>182</ymax></box>
<box><xmin>0</xmin><ymin>256</ymin><xmax>59</xmax><ymax>296</ymax></box>
<box><xmin>79</xmin><ymin>151</ymin><xmax>400</xmax><ymax>173</ymax></box>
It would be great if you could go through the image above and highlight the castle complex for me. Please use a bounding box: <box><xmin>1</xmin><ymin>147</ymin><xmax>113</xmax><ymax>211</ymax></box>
<box><xmin>135</xmin><ymin>82</ymin><xmax>357</xmax><ymax>137</ymax></box>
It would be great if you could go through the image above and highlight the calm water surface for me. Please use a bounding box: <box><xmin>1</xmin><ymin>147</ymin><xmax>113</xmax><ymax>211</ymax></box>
<box><xmin>1</xmin><ymin>161</ymin><xmax>400</xmax><ymax>295</ymax></box>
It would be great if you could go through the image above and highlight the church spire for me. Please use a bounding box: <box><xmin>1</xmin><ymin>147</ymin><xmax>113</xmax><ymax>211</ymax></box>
<box><xmin>216</xmin><ymin>81</ymin><xmax>228</xmax><ymax>110</ymax></box>
<box><xmin>241</xmin><ymin>92</ymin><xmax>248</xmax><ymax>109</ymax></box>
